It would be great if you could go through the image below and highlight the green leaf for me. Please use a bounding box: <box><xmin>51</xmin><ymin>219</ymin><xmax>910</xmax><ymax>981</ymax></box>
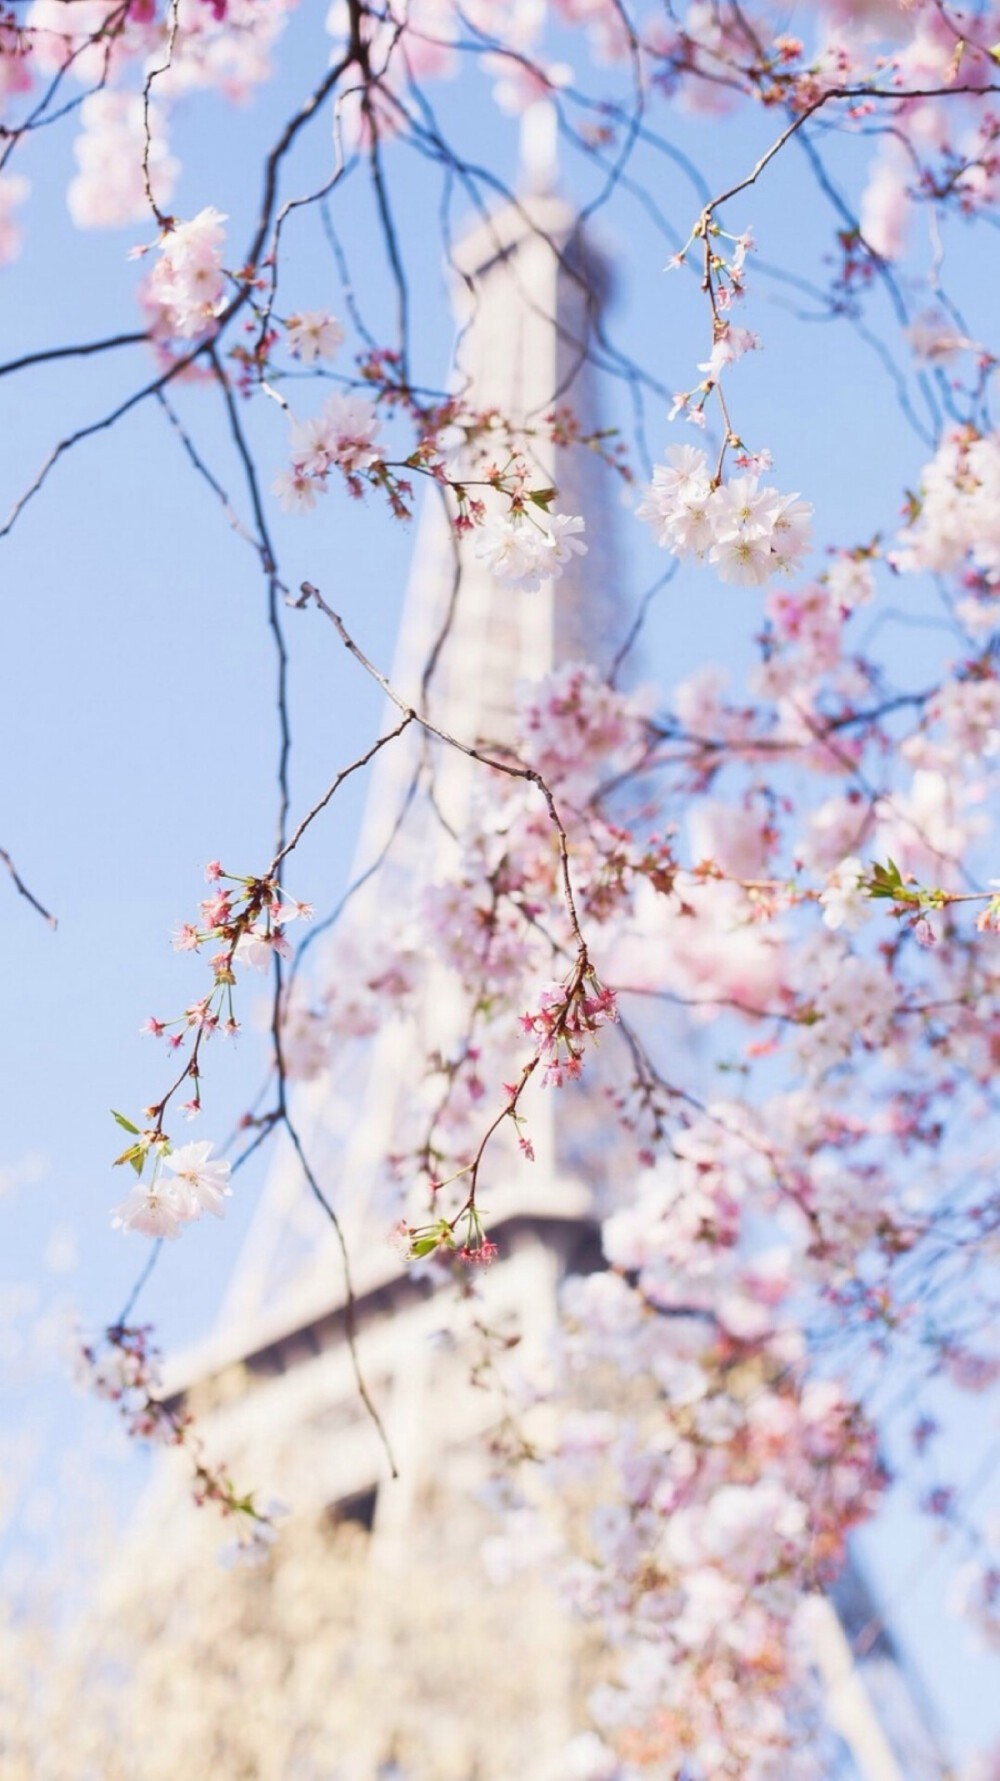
<box><xmin>112</xmin><ymin>1109</ymin><xmax>140</xmax><ymax>1135</ymax></box>
<box><xmin>867</xmin><ymin>858</ymin><xmax>910</xmax><ymax>901</ymax></box>
<box><xmin>528</xmin><ymin>487</ymin><xmax>556</xmax><ymax>511</ymax></box>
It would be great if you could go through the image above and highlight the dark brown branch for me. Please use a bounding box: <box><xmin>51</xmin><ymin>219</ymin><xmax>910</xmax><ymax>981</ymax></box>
<box><xmin>0</xmin><ymin>332</ymin><xmax>148</xmax><ymax>382</ymax></box>
<box><xmin>0</xmin><ymin>846</ymin><xmax>57</xmax><ymax>927</ymax></box>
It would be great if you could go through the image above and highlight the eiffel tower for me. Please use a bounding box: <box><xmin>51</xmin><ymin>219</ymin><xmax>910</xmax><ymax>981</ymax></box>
<box><xmin>136</xmin><ymin>114</ymin><xmax>953</xmax><ymax>1781</ymax></box>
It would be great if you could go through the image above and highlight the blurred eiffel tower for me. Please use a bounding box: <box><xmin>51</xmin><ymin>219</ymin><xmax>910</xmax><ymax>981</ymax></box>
<box><xmin>139</xmin><ymin>107</ymin><xmax>953</xmax><ymax>1781</ymax></box>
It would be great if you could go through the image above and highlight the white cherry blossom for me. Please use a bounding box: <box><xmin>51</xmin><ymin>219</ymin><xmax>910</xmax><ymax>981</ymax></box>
<box><xmin>162</xmin><ymin>1141</ymin><xmax>232</xmax><ymax>1220</ymax></box>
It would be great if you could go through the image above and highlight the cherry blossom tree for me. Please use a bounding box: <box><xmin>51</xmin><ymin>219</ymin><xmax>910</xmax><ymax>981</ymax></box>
<box><xmin>3</xmin><ymin>0</ymin><xmax>1000</xmax><ymax>1772</ymax></box>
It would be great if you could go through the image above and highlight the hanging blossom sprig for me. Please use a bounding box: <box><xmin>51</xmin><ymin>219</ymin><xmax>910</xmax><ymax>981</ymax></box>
<box><xmin>399</xmin><ymin>959</ymin><xmax>617</xmax><ymax>1267</ymax></box>
<box><xmin>639</xmin><ymin>217</ymin><xmax>813</xmax><ymax>587</ymax></box>
<box><xmin>109</xmin><ymin>862</ymin><xmax>311</xmax><ymax>1239</ymax></box>
<box><xmin>667</xmin><ymin>220</ymin><xmax>757</xmax><ymax>429</ymax></box>
<box><xmin>77</xmin><ymin>1324</ymin><xmax>285</xmax><ymax>1565</ymax></box>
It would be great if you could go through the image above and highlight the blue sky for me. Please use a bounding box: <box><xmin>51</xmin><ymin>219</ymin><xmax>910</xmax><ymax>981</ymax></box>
<box><xmin>1</xmin><ymin>1</ymin><xmax>998</xmax><ymax>1759</ymax></box>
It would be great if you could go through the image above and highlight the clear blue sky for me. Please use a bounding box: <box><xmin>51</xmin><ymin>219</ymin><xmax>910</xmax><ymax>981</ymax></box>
<box><xmin>0</xmin><ymin>3</ymin><xmax>997</xmax><ymax>1759</ymax></box>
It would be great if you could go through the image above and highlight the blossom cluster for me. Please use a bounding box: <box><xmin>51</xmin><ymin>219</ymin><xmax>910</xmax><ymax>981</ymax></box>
<box><xmin>0</xmin><ymin>0</ymin><xmax>992</xmax><ymax>291</ymax></box>
<box><xmin>108</xmin><ymin>865</ymin><xmax>311</xmax><ymax>1238</ymax></box>
<box><xmin>526</xmin><ymin>1227</ymin><xmax>884</xmax><ymax>1777</ymax></box>
<box><xmin>637</xmin><ymin>446</ymin><xmax>812</xmax><ymax>585</ymax></box>
<box><xmin>0</xmin><ymin>0</ymin><xmax>294</xmax><ymax>264</ymax></box>
<box><xmin>111</xmin><ymin>1138</ymin><xmax>232</xmax><ymax>1242</ymax></box>
<box><xmin>147</xmin><ymin>206</ymin><xmax>228</xmax><ymax>339</ymax></box>
<box><xmin>76</xmin><ymin>1323</ymin><xmax>176</xmax><ymax>1444</ymax></box>
<box><xmin>271</xmin><ymin>380</ymin><xmax>592</xmax><ymax>585</ymax></box>
<box><xmin>246</xmin><ymin>514</ymin><xmax>1000</xmax><ymax>1765</ymax></box>
<box><xmin>273</xmin><ymin>391</ymin><xmax>382</xmax><ymax>511</ymax></box>
<box><xmin>475</xmin><ymin>508</ymin><xmax>588</xmax><ymax>592</ymax></box>
<box><xmin>17</xmin><ymin>0</ymin><xmax>1000</xmax><ymax>1760</ymax></box>
<box><xmin>894</xmin><ymin>426</ymin><xmax>1000</xmax><ymax>588</ymax></box>
<box><xmin>519</xmin><ymin>971</ymin><xmax>618</xmax><ymax>1088</ymax></box>
<box><xmin>517</xmin><ymin>663</ymin><xmax>650</xmax><ymax>800</ymax></box>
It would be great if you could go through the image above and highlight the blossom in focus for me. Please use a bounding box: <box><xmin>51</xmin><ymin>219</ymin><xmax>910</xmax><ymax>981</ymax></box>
<box><xmin>635</xmin><ymin>444</ymin><xmax>711</xmax><ymax>546</ymax></box>
<box><xmin>476</xmin><ymin>510</ymin><xmax>587</xmax><ymax>591</ymax></box>
<box><xmin>162</xmin><ymin>1140</ymin><xmax>232</xmax><ymax>1219</ymax></box>
<box><xmin>547</xmin><ymin>510</ymin><xmax>589</xmax><ymax>569</ymax></box>
<box><xmin>709</xmin><ymin>529</ymin><xmax>774</xmax><ymax>587</ymax></box>
<box><xmin>111</xmin><ymin>1140</ymin><xmax>231</xmax><ymax>1237</ymax></box>
<box><xmin>637</xmin><ymin>446</ymin><xmax>811</xmax><ymax>583</ymax></box>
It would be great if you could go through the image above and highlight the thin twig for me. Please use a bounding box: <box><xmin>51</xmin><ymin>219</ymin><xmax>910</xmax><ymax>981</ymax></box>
<box><xmin>281</xmin><ymin>1108</ymin><xmax>399</xmax><ymax>1479</ymax></box>
<box><xmin>269</xmin><ymin>715</ymin><xmax>415</xmax><ymax>876</ymax></box>
<box><xmin>299</xmin><ymin>581</ymin><xmax>586</xmax><ymax>949</ymax></box>
<box><xmin>0</xmin><ymin>847</ymin><xmax>57</xmax><ymax>927</ymax></box>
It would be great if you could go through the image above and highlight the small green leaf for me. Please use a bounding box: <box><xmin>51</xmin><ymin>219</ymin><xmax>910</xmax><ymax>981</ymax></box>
<box><xmin>867</xmin><ymin>859</ymin><xmax>912</xmax><ymax>901</ymax></box>
<box><xmin>112</xmin><ymin>1109</ymin><xmax>140</xmax><ymax>1135</ymax></box>
<box><xmin>528</xmin><ymin>487</ymin><xmax>556</xmax><ymax>510</ymax></box>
